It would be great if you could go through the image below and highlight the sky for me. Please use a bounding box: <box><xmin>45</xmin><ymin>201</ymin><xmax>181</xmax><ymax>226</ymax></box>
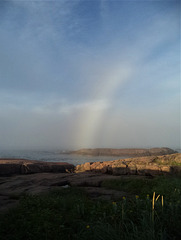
<box><xmin>0</xmin><ymin>0</ymin><xmax>180</xmax><ymax>150</ymax></box>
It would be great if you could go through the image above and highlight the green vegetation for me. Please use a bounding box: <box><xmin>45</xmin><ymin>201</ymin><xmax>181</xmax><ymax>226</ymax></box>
<box><xmin>102</xmin><ymin>176</ymin><xmax>181</xmax><ymax>200</ymax></box>
<box><xmin>153</xmin><ymin>159</ymin><xmax>181</xmax><ymax>166</ymax></box>
<box><xmin>0</xmin><ymin>176</ymin><xmax>180</xmax><ymax>240</ymax></box>
<box><xmin>151</xmin><ymin>153</ymin><xmax>181</xmax><ymax>166</ymax></box>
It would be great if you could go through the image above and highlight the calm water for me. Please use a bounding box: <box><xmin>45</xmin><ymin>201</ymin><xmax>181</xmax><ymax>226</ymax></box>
<box><xmin>0</xmin><ymin>150</ymin><xmax>128</xmax><ymax>166</ymax></box>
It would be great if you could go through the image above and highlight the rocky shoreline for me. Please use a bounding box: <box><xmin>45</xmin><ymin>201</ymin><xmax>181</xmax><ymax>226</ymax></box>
<box><xmin>0</xmin><ymin>153</ymin><xmax>180</xmax><ymax>177</ymax></box>
<box><xmin>0</xmin><ymin>159</ymin><xmax>74</xmax><ymax>176</ymax></box>
<box><xmin>0</xmin><ymin>153</ymin><xmax>180</xmax><ymax>211</ymax></box>
<box><xmin>75</xmin><ymin>153</ymin><xmax>181</xmax><ymax>176</ymax></box>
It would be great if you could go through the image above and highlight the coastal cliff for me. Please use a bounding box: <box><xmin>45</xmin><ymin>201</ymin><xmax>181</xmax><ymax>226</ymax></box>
<box><xmin>70</xmin><ymin>147</ymin><xmax>177</xmax><ymax>157</ymax></box>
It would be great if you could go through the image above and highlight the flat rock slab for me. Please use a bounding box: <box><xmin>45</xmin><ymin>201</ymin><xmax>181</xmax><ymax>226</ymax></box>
<box><xmin>0</xmin><ymin>172</ymin><xmax>145</xmax><ymax>211</ymax></box>
<box><xmin>0</xmin><ymin>159</ymin><xmax>75</xmax><ymax>176</ymax></box>
<box><xmin>79</xmin><ymin>187</ymin><xmax>129</xmax><ymax>201</ymax></box>
<box><xmin>0</xmin><ymin>195</ymin><xmax>19</xmax><ymax>212</ymax></box>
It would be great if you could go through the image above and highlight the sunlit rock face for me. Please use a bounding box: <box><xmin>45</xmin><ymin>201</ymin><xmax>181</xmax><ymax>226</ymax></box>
<box><xmin>0</xmin><ymin>152</ymin><xmax>180</xmax><ymax>177</ymax></box>
<box><xmin>71</xmin><ymin>148</ymin><xmax>177</xmax><ymax>157</ymax></box>
<box><xmin>75</xmin><ymin>153</ymin><xmax>181</xmax><ymax>176</ymax></box>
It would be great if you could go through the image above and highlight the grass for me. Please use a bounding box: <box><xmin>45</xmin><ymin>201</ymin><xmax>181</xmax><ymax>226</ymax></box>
<box><xmin>155</xmin><ymin>161</ymin><xmax>181</xmax><ymax>166</ymax></box>
<box><xmin>102</xmin><ymin>176</ymin><xmax>181</xmax><ymax>200</ymax></box>
<box><xmin>0</xmin><ymin>176</ymin><xmax>180</xmax><ymax>240</ymax></box>
<box><xmin>152</xmin><ymin>158</ymin><xmax>181</xmax><ymax>166</ymax></box>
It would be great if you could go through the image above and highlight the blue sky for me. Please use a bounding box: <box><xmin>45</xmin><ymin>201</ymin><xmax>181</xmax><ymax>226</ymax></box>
<box><xmin>0</xmin><ymin>0</ymin><xmax>180</xmax><ymax>150</ymax></box>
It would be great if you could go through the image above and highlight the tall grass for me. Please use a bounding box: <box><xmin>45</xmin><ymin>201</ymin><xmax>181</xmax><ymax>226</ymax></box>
<box><xmin>0</xmin><ymin>176</ymin><xmax>180</xmax><ymax>240</ymax></box>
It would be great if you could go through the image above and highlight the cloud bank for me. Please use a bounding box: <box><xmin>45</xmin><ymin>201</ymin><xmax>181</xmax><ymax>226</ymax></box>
<box><xmin>0</xmin><ymin>0</ymin><xmax>180</xmax><ymax>150</ymax></box>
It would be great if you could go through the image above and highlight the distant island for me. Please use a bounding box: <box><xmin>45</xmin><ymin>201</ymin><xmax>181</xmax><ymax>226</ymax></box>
<box><xmin>69</xmin><ymin>147</ymin><xmax>177</xmax><ymax>157</ymax></box>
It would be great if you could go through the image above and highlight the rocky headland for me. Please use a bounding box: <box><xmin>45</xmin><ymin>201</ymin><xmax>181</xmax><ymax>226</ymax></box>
<box><xmin>75</xmin><ymin>153</ymin><xmax>181</xmax><ymax>175</ymax></box>
<box><xmin>70</xmin><ymin>147</ymin><xmax>177</xmax><ymax>157</ymax></box>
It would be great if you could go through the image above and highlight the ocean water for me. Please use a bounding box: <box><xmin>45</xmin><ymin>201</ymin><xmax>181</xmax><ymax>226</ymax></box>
<box><xmin>0</xmin><ymin>150</ymin><xmax>128</xmax><ymax>166</ymax></box>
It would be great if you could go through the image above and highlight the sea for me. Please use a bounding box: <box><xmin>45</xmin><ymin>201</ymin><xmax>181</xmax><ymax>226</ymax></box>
<box><xmin>0</xmin><ymin>150</ymin><xmax>128</xmax><ymax>166</ymax></box>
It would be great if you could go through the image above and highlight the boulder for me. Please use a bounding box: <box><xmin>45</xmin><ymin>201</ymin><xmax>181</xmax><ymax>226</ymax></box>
<box><xmin>0</xmin><ymin>159</ymin><xmax>75</xmax><ymax>176</ymax></box>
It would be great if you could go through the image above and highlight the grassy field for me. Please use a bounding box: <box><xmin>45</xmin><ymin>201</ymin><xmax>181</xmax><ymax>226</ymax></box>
<box><xmin>0</xmin><ymin>176</ymin><xmax>180</xmax><ymax>240</ymax></box>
